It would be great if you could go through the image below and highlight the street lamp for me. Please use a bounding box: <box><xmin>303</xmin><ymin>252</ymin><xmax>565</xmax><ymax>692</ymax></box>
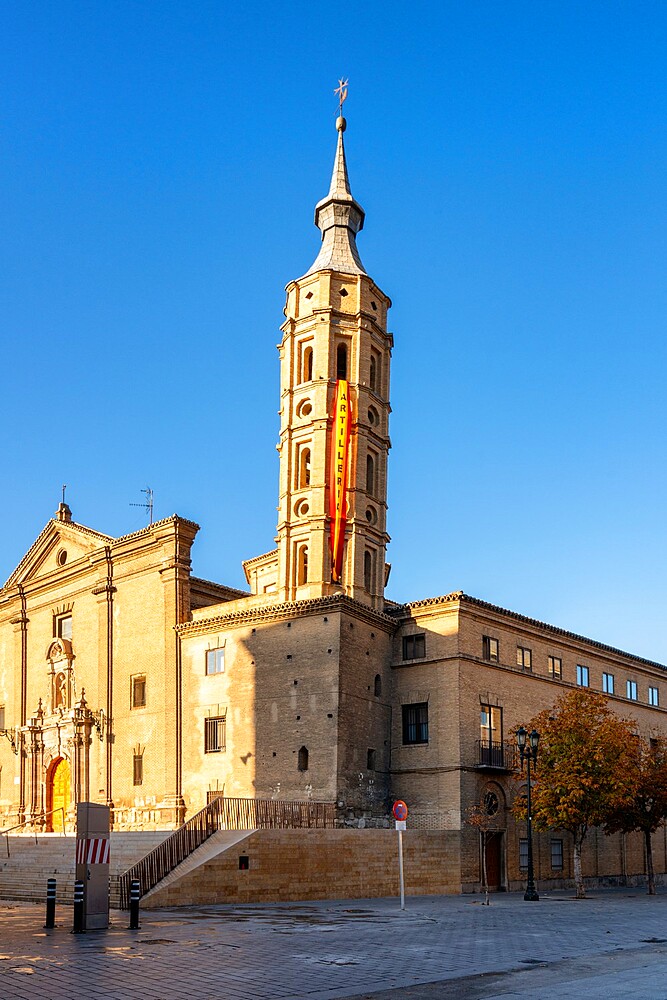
<box><xmin>517</xmin><ymin>726</ymin><xmax>539</xmax><ymax>901</ymax></box>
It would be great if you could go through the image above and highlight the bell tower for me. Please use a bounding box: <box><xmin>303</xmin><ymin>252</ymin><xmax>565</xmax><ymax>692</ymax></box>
<box><xmin>274</xmin><ymin>112</ymin><xmax>393</xmax><ymax>609</ymax></box>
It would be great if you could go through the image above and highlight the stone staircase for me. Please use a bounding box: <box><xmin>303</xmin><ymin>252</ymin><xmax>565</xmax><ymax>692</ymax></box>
<box><xmin>0</xmin><ymin>831</ymin><xmax>170</xmax><ymax>908</ymax></box>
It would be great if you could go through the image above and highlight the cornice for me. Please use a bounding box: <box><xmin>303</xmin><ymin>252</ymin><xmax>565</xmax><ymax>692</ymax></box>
<box><xmin>390</xmin><ymin>591</ymin><xmax>667</xmax><ymax>672</ymax></box>
<box><xmin>177</xmin><ymin>592</ymin><xmax>398</xmax><ymax>636</ymax></box>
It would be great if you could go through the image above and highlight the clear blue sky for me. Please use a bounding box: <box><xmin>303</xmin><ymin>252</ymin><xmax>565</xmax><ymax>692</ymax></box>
<box><xmin>2</xmin><ymin>2</ymin><xmax>666</xmax><ymax>661</ymax></box>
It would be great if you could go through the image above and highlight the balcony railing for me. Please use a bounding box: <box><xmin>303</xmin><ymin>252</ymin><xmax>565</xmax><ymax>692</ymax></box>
<box><xmin>476</xmin><ymin>739</ymin><xmax>519</xmax><ymax>770</ymax></box>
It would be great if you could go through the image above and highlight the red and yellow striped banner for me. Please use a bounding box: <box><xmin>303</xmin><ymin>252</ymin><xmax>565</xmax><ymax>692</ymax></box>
<box><xmin>329</xmin><ymin>379</ymin><xmax>352</xmax><ymax>582</ymax></box>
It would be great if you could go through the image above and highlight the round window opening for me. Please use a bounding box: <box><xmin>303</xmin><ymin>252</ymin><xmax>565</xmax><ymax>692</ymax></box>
<box><xmin>368</xmin><ymin>407</ymin><xmax>379</xmax><ymax>426</ymax></box>
<box><xmin>365</xmin><ymin>507</ymin><xmax>377</xmax><ymax>525</ymax></box>
<box><xmin>297</xmin><ymin>399</ymin><xmax>313</xmax><ymax>418</ymax></box>
<box><xmin>295</xmin><ymin>500</ymin><xmax>309</xmax><ymax>518</ymax></box>
<box><xmin>57</xmin><ymin>549</ymin><xmax>68</xmax><ymax>566</ymax></box>
<box><xmin>484</xmin><ymin>791</ymin><xmax>499</xmax><ymax>816</ymax></box>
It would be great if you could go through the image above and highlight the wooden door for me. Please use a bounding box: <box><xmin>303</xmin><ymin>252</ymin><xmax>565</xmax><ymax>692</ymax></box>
<box><xmin>48</xmin><ymin>759</ymin><xmax>70</xmax><ymax>832</ymax></box>
<box><xmin>485</xmin><ymin>832</ymin><xmax>503</xmax><ymax>890</ymax></box>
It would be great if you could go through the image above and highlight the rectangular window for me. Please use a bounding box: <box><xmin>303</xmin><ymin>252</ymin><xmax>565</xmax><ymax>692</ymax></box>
<box><xmin>627</xmin><ymin>680</ymin><xmax>638</xmax><ymax>701</ymax></box>
<box><xmin>131</xmin><ymin>675</ymin><xmax>146</xmax><ymax>709</ymax></box>
<box><xmin>548</xmin><ymin>656</ymin><xmax>562</xmax><ymax>679</ymax></box>
<box><xmin>133</xmin><ymin>754</ymin><xmax>143</xmax><ymax>786</ymax></box>
<box><xmin>206</xmin><ymin>648</ymin><xmax>225</xmax><ymax>675</ymax></box>
<box><xmin>482</xmin><ymin>636</ymin><xmax>499</xmax><ymax>662</ymax></box>
<box><xmin>602</xmin><ymin>672</ymin><xmax>615</xmax><ymax>695</ymax></box>
<box><xmin>480</xmin><ymin>705</ymin><xmax>503</xmax><ymax>765</ymax></box>
<box><xmin>0</xmin><ymin>705</ymin><xmax>5</xmax><ymax>730</ymax></box>
<box><xmin>551</xmin><ymin>839</ymin><xmax>564</xmax><ymax>870</ymax></box>
<box><xmin>649</xmin><ymin>686</ymin><xmax>659</xmax><ymax>707</ymax></box>
<box><xmin>56</xmin><ymin>614</ymin><xmax>72</xmax><ymax>641</ymax></box>
<box><xmin>402</xmin><ymin>703</ymin><xmax>429</xmax><ymax>745</ymax></box>
<box><xmin>576</xmin><ymin>664</ymin><xmax>589</xmax><ymax>687</ymax></box>
<box><xmin>519</xmin><ymin>838</ymin><xmax>529</xmax><ymax>870</ymax></box>
<box><xmin>402</xmin><ymin>634</ymin><xmax>426</xmax><ymax>660</ymax></box>
<box><xmin>367</xmin><ymin>748</ymin><xmax>376</xmax><ymax>771</ymax></box>
<box><xmin>516</xmin><ymin>646</ymin><xmax>532</xmax><ymax>672</ymax></box>
<box><xmin>205</xmin><ymin>716</ymin><xmax>226</xmax><ymax>753</ymax></box>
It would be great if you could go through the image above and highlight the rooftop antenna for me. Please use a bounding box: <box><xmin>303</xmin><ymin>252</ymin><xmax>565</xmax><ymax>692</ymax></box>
<box><xmin>130</xmin><ymin>487</ymin><xmax>154</xmax><ymax>525</ymax></box>
<box><xmin>61</xmin><ymin>484</ymin><xmax>67</xmax><ymax>504</ymax></box>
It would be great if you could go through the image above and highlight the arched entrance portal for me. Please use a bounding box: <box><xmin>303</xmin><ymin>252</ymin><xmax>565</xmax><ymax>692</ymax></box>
<box><xmin>47</xmin><ymin>758</ymin><xmax>70</xmax><ymax>831</ymax></box>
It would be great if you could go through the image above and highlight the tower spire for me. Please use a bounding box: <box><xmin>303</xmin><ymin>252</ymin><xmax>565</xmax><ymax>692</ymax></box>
<box><xmin>306</xmin><ymin>107</ymin><xmax>366</xmax><ymax>276</ymax></box>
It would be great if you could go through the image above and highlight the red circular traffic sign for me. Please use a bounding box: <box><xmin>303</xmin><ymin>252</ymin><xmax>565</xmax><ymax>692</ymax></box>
<box><xmin>392</xmin><ymin>800</ymin><xmax>408</xmax><ymax>821</ymax></box>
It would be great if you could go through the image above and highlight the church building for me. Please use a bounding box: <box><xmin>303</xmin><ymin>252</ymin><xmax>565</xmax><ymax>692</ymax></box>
<box><xmin>2</xmin><ymin>110</ymin><xmax>666</xmax><ymax>894</ymax></box>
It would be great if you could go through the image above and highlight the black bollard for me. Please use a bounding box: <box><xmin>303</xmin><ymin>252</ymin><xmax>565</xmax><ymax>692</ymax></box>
<box><xmin>72</xmin><ymin>879</ymin><xmax>85</xmax><ymax>934</ymax></box>
<box><xmin>128</xmin><ymin>879</ymin><xmax>141</xmax><ymax>930</ymax></box>
<box><xmin>44</xmin><ymin>878</ymin><xmax>57</xmax><ymax>929</ymax></box>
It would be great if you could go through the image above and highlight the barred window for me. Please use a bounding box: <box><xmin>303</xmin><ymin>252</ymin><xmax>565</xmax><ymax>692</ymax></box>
<box><xmin>519</xmin><ymin>838</ymin><xmax>529</xmax><ymax>870</ymax></box>
<box><xmin>205</xmin><ymin>716</ymin><xmax>226</xmax><ymax>753</ymax></box>
<box><xmin>133</xmin><ymin>753</ymin><xmax>143</xmax><ymax>786</ymax></box>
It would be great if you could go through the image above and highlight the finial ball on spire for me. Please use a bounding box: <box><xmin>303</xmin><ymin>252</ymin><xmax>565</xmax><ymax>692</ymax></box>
<box><xmin>336</xmin><ymin>116</ymin><xmax>347</xmax><ymax>132</ymax></box>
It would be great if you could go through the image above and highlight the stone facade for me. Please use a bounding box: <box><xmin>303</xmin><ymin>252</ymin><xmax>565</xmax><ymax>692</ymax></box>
<box><xmin>1</xmin><ymin>113</ymin><xmax>666</xmax><ymax>899</ymax></box>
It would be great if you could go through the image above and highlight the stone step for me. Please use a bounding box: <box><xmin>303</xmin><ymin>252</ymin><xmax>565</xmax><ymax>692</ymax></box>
<box><xmin>0</xmin><ymin>831</ymin><xmax>171</xmax><ymax>906</ymax></box>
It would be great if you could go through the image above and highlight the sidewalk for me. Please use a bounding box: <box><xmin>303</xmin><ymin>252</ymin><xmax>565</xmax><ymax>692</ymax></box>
<box><xmin>1</xmin><ymin>889</ymin><xmax>666</xmax><ymax>1000</ymax></box>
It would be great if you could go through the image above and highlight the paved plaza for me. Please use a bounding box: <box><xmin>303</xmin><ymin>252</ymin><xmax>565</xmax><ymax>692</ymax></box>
<box><xmin>1</xmin><ymin>889</ymin><xmax>667</xmax><ymax>1000</ymax></box>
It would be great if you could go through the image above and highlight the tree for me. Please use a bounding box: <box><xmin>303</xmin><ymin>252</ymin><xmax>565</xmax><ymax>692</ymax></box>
<box><xmin>465</xmin><ymin>794</ymin><xmax>500</xmax><ymax>905</ymax></box>
<box><xmin>514</xmin><ymin>690</ymin><xmax>636</xmax><ymax>899</ymax></box>
<box><xmin>603</xmin><ymin>736</ymin><xmax>667</xmax><ymax>894</ymax></box>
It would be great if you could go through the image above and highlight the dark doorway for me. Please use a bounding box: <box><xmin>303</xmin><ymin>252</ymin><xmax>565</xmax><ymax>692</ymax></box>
<box><xmin>485</xmin><ymin>832</ymin><xmax>503</xmax><ymax>890</ymax></box>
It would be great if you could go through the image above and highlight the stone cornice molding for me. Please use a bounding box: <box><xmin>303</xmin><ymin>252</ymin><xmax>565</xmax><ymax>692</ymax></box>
<box><xmin>177</xmin><ymin>592</ymin><xmax>398</xmax><ymax>636</ymax></box>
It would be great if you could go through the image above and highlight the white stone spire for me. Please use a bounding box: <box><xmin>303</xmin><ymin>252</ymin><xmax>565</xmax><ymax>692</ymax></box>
<box><xmin>305</xmin><ymin>116</ymin><xmax>366</xmax><ymax>276</ymax></box>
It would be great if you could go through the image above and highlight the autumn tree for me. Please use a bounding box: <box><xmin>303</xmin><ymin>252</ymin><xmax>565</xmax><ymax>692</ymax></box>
<box><xmin>514</xmin><ymin>689</ymin><xmax>636</xmax><ymax>899</ymax></box>
<box><xmin>465</xmin><ymin>792</ymin><xmax>501</xmax><ymax>905</ymax></box>
<box><xmin>603</xmin><ymin>736</ymin><xmax>667</xmax><ymax>894</ymax></box>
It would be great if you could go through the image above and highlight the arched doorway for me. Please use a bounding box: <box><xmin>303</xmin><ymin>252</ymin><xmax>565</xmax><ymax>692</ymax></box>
<box><xmin>47</xmin><ymin>758</ymin><xmax>70</xmax><ymax>832</ymax></box>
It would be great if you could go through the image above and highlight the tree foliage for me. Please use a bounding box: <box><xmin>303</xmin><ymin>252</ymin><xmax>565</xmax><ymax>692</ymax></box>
<box><xmin>603</xmin><ymin>736</ymin><xmax>667</xmax><ymax>894</ymax></box>
<box><xmin>514</xmin><ymin>689</ymin><xmax>636</xmax><ymax>898</ymax></box>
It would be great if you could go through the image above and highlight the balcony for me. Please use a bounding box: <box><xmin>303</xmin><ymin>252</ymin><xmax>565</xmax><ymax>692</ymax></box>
<box><xmin>476</xmin><ymin>739</ymin><xmax>519</xmax><ymax>771</ymax></box>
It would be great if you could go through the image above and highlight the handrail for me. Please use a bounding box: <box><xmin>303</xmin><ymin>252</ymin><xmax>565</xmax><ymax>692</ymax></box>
<box><xmin>118</xmin><ymin>796</ymin><xmax>335</xmax><ymax>908</ymax></box>
<box><xmin>2</xmin><ymin>808</ymin><xmax>65</xmax><ymax>858</ymax></box>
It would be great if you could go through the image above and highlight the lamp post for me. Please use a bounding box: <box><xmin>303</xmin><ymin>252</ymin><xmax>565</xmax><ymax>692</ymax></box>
<box><xmin>517</xmin><ymin>726</ymin><xmax>539</xmax><ymax>901</ymax></box>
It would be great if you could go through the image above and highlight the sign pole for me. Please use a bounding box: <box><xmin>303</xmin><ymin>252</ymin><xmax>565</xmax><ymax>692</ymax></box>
<box><xmin>398</xmin><ymin>827</ymin><xmax>405</xmax><ymax>910</ymax></box>
<box><xmin>392</xmin><ymin>800</ymin><xmax>408</xmax><ymax>911</ymax></box>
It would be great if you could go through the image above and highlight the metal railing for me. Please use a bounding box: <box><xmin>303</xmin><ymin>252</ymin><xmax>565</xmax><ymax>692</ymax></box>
<box><xmin>476</xmin><ymin>740</ymin><xmax>519</xmax><ymax>770</ymax></box>
<box><xmin>118</xmin><ymin>796</ymin><xmax>336</xmax><ymax>908</ymax></box>
<box><xmin>1</xmin><ymin>808</ymin><xmax>66</xmax><ymax>857</ymax></box>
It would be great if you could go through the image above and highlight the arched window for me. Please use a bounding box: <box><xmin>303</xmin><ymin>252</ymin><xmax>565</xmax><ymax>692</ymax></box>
<box><xmin>366</xmin><ymin>454</ymin><xmax>375</xmax><ymax>495</ymax></box>
<box><xmin>337</xmin><ymin>343</ymin><xmax>348</xmax><ymax>380</ymax></box>
<box><xmin>298</xmin><ymin>446</ymin><xmax>311</xmax><ymax>488</ymax></box>
<box><xmin>364</xmin><ymin>550</ymin><xmax>373</xmax><ymax>592</ymax></box>
<box><xmin>303</xmin><ymin>345</ymin><xmax>313</xmax><ymax>382</ymax></box>
<box><xmin>297</xmin><ymin>545</ymin><xmax>308</xmax><ymax>586</ymax></box>
<box><xmin>374</xmin><ymin>673</ymin><xmax>382</xmax><ymax>697</ymax></box>
<box><xmin>298</xmin><ymin>746</ymin><xmax>309</xmax><ymax>771</ymax></box>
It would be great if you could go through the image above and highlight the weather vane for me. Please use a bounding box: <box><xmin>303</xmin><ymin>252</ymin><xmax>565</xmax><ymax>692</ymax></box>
<box><xmin>334</xmin><ymin>78</ymin><xmax>349</xmax><ymax>117</ymax></box>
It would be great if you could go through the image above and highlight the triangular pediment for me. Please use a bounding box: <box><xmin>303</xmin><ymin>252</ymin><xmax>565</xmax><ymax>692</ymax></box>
<box><xmin>3</xmin><ymin>519</ymin><xmax>113</xmax><ymax>590</ymax></box>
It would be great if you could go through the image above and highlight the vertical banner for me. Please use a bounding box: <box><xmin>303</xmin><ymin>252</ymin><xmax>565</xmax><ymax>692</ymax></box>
<box><xmin>329</xmin><ymin>379</ymin><xmax>352</xmax><ymax>582</ymax></box>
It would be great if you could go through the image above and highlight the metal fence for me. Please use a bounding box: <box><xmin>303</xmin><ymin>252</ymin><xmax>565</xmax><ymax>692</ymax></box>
<box><xmin>118</xmin><ymin>796</ymin><xmax>335</xmax><ymax>908</ymax></box>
